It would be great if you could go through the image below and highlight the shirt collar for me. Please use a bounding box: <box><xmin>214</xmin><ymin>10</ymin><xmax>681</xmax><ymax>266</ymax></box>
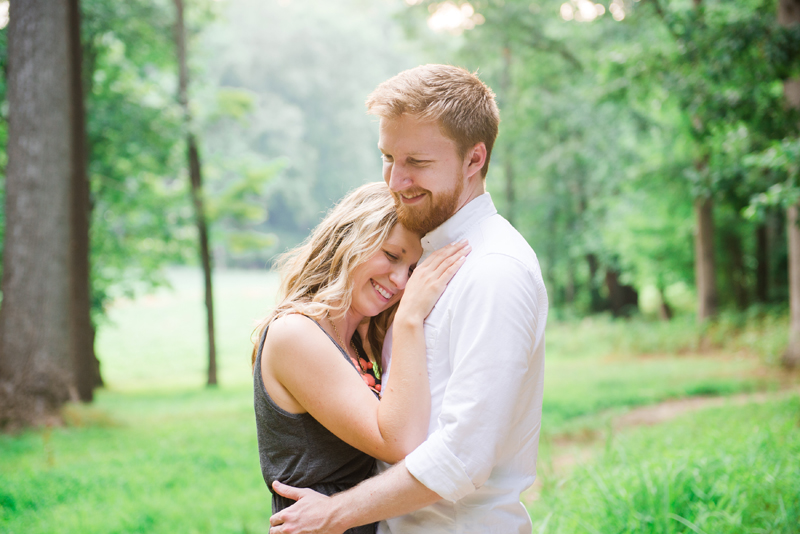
<box><xmin>421</xmin><ymin>193</ymin><xmax>497</xmax><ymax>256</ymax></box>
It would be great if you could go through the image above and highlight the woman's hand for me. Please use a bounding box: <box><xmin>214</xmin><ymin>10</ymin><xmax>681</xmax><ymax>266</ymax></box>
<box><xmin>396</xmin><ymin>239</ymin><xmax>470</xmax><ymax>324</ymax></box>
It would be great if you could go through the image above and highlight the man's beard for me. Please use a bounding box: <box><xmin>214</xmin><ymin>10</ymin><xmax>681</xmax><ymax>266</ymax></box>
<box><xmin>393</xmin><ymin>175</ymin><xmax>464</xmax><ymax>236</ymax></box>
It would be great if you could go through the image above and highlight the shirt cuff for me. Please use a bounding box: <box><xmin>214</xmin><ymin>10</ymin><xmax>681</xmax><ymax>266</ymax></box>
<box><xmin>405</xmin><ymin>431</ymin><xmax>475</xmax><ymax>502</ymax></box>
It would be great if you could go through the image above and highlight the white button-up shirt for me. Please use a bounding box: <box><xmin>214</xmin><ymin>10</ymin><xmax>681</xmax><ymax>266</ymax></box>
<box><xmin>378</xmin><ymin>193</ymin><xmax>548</xmax><ymax>534</ymax></box>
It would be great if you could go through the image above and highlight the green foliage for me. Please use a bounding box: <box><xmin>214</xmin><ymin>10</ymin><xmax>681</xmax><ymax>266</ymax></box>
<box><xmin>530</xmin><ymin>398</ymin><xmax>800</xmax><ymax>534</ymax></box>
<box><xmin>82</xmin><ymin>0</ymin><xmax>193</xmax><ymax>315</ymax></box>
<box><xmin>196</xmin><ymin>0</ymin><xmax>425</xmax><ymax>260</ymax></box>
<box><xmin>396</xmin><ymin>0</ymin><xmax>800</xmax><ymax>314</ymax></box>
<box><xmin>744</xmin><ymin>137</ymin><xmax>800</xmax><ymax>217</ymax></box>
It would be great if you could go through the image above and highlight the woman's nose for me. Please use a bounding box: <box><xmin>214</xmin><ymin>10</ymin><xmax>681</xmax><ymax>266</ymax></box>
<box><xmin>389</xmin><ymin>266</ymin><xmax>409</xmax><ymax>291</ymax></box>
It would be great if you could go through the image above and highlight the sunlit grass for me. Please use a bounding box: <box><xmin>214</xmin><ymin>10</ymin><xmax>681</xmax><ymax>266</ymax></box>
<box><xmin>547</xmin><ymin>309</ymin><xmax>789</xmax><ymax>363</ymax></box>
<box><xmin>0</xmin><ymin>268</ymin><xmax>794</xmax><ymax>533</ymax></box>
<box><xmin>0</xmin><ymin>388</ymin><xmax>270</xmax><ymax>534</ymax></box>
<box><xmin>529</xmin><ymin>397</ymin><xmax>800</xmax><ymax>534</ymax></box>
<box><xmin>96</xmin><ymin>267</ymin><xmax>280</xmax><ymax>390</ymax></box>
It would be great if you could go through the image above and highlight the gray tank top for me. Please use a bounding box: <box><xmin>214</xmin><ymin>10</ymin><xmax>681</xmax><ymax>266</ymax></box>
<box><xmin>254</xmin><ymin>316</ymin><xmax>378</xmax><ymax>534</ymax></box>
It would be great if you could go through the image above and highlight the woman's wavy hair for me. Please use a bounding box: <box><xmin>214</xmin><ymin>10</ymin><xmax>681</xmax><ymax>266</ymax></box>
<box><xmin>251</xmin><ymin>182</ymin><xmax>403</xmax><ymax>369</ymax></box>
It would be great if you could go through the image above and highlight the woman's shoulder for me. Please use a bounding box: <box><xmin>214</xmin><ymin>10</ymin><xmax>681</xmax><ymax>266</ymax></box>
<box><xmin>265</xmin><ymin>314</ymin><xmax>327</xmax><ymax>354</ymax></box>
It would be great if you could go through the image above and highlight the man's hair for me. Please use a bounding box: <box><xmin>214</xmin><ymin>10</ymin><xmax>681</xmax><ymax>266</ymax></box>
<box><xmin>366</xmin><ymin>64</ymin><xmax>500</xmax><ymax>179</ymax></box>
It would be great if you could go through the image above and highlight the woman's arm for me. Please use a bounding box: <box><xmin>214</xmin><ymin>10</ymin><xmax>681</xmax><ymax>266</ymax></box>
<box><xmin>373</xmin><ymin>240</ymin><xmax>470</xmax><ymax>455</ymax></box>
<box><xmin>261</xmin><ymin>241</ymin><xmax>469</xmax><ymax>464</ymax></box>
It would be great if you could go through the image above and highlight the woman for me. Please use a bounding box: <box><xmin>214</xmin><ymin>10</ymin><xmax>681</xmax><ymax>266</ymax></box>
<box><xmin>252</xmin><ymin>182</ymin><xmax>469</xmax><ymax>533</ymax></box>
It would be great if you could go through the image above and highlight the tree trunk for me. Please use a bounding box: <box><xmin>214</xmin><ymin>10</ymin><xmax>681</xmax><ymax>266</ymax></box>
<box><xmin>722</xmin><ymin>225</ymin><xmax>748</xmax><ymax>310</ymax></box>
<box><xmin>605</xmin><ymin>269</ymin><xmax>639</xmax><ymax>318</ymax></box>
<box><xmin>657</xmin><ymin>281</ymin><xmax>673</xmax><ymax>321</ymax></box>
<box><xmin>174</xmin><ymin>0</ymin><xmax>217</xmax><ymax>385</ymax></box>
<box><xmin>694</xmin><ymin>196</ymin><xmax>718</xmax><ymax>321</ymax></box>
<box><xmin>68</xmin><ymin>0</ymin><xmax>101</xmax><ymax>401</ymax></box>
<box><xmin>565</xmin><ymin>264</ymin><xmax>575</xmax><ymax>305</ymax></box>
<box><xmin>0</xmin><ymin>0</ymin><xmax>77</xmax><ymax>427</ymax></box>
<box><xmin>781</xmin><ymin>0</ymin><xmax>800</xmax><ymax>368</ymax></box>
<box><xmin>586</xmin><ymin>253</ymin><xmax>605</xmax><ymax>312</ymax></box>
<box><xmin>755</xmin><ymin>222</ymin><xmax>769</xmax><ymax>303</ymax></box>
<box><xmin>785</xmin><ymin>206</ymin><xmax>800</xmax><ymax>368</ymax></box>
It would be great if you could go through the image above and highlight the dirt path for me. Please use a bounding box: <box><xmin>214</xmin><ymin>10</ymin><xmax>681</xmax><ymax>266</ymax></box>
<box><xmin>612</xmin><ymin>387</ymin><xmax>800</xmax><ymax>430</ymax></box>
<box><xmin>523</xmin><ymin>387</ymin><xmax>800</xmax><ymax>503</ymax></box>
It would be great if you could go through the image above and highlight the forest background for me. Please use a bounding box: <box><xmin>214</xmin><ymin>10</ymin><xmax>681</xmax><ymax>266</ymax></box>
<box><xmin>1</xmin><ymin>0</ymin><xmax>800</xmax><ymax>533</ymax></box>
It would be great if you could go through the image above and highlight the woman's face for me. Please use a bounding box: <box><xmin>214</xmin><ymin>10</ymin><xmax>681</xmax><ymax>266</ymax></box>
<box><xmin>350</xmin><ymin>223</ymin><xmax>423</xmax><ymax>320</ymax></box>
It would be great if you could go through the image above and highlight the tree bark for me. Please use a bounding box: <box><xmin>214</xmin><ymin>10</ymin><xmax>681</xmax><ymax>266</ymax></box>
<box><xmin>586</xmin><ymin>253</ymin><xmax>605</xmax><ymax>312</ymax></box>
<box><xmin>605</xmin><ymin>269</ymin><xmax>639</xmax><ymax>318</ymax></box>
<box><xmin>68</xmin><ymin>0</ymin><xmax>101</xmax><ymax>401</ymax></box>
<box><xmin>755</xmin><ymin>222</ymin><xmax>769</xmax><ymax>303</ymax></box>
<box><xmin>785</xmin><ymin>206</ymin><xmax>800</xmax><ymax>367</ymax></box>
<box><xmin>174</xmin><ymin>0</ymin><xmax>217</xmax><ymax>385</ymax></box>
<box><xmin>721</xmin><ymin>225</ymin><xmax>748</xmax><ymax>310</ymax></box>
<box><xmin>0</xmin><ymin>0</ymin><xmax>77</xmax><ymax>427</ymax></box>
<box><xmin>565</xmin><ymin>264</ymin><xmax>575</xmax><ymax>305</ymax></box>
<box><xmin>657</xmin><ymin>281</ymin><xmax>673</xmax><ymax>321</ymax></box>
<box><xmin>694</xmin><ymin>196</ymin><xmax>718</xmax><ymax>321</ymax></box>
<box><xmin>781</xmin><ymin>0</ymin><xmax>800</xmax><ymax>368</ymax></box>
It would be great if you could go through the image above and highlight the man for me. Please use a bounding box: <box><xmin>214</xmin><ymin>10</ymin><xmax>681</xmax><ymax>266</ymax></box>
<box><xmin>269</xmin><ymin>64</ymin><xmax>548</xmax><ymax>534</ymax></box>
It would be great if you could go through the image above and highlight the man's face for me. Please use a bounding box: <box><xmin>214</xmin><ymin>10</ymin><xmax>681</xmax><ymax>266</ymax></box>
<box><xmin>378</xmin><ymin>114</ymin><xmax>467</xmax><ymax>236</ymax></box>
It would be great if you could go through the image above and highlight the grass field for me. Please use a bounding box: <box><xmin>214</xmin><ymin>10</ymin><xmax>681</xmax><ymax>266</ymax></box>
<box><xmin>1</xmin><ymin>268</ymin><xmax>798</xmax><ymax>533</ymax></box>
<box><xmin>530</xmin><ymin>398</ymin><xmax>800</xmax><ymax>534</ymax></box>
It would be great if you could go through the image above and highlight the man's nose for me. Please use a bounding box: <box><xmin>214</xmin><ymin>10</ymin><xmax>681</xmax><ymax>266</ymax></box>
<box><xmin>386</xmin><ymin>162</ymin><xmax>412</xmax><ymax>191</ymax></box>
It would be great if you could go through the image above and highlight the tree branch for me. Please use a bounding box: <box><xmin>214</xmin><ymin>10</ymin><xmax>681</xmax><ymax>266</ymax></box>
<box><xmin>646</xmin><ymin>0</ymin><xmax>680</xmax><ymax>41</ymax></box>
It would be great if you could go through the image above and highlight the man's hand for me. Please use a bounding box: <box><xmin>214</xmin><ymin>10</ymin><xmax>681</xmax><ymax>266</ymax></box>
<box><xmin>269</xmin><ymin>481</ymin><xmax>346</xmax><ymax>534</ymax></box>
<box><xmin>268</xmin><ymin>462</ymin><xmax>440</xmax><ymax>533</ymax></box>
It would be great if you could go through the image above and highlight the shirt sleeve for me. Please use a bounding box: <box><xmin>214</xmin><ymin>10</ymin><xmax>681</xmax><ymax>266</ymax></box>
<box><xmin>404</xmin><ymin>253</ymin><xmax>545</xmax><ymax>502</ymax></box>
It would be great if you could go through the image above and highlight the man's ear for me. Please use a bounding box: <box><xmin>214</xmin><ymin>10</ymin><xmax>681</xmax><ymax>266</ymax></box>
<box><xmin>464</xmin><ymin>142</ymin><xmax>487</xmax><ymax>180</ymax></box>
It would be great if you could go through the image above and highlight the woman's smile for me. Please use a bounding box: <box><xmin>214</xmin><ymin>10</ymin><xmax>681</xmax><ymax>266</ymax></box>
<box><xmin>370</xmin><ymin>279</ymin><xmax>394</xmax><ymax>301</ymax></box>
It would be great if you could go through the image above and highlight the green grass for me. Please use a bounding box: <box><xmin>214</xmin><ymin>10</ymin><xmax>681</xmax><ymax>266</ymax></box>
<box><xmin>528</xmin><ymin>397</ymin><xmax>800</xmax><ymax>534</ymax></box>
<box><xmin>0</xmin><ymin>268</ymin><xmax>795</xmax><ymax>533</ymax></box>
<box><xmin>0</xmin><ymin>388</ymin><xmax>270</xmax><ymax>534</ymax></box>
<box><xmin>2</xmin><ymin>268</ymin><xmax>278</xmax><ymax>534</ymax></box>
<box><xmin>95</xmin><ymin>267</ymin><xmax>280</xmax><ymax>390</ymax></box>
<box><xmin>547</xmin><ymin>309</ymin><xmax>790</xmax><ymax>364</ymax></box>
<box><xmin>543</xmin><ymin>355</ymin><xmax>770</xmax><ymax>432</ymax></box>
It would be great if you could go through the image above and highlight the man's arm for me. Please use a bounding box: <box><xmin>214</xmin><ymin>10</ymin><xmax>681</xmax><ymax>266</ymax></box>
<box><xmin>268</xmin><ymin>461</ymin><xmax>440</xmax><ymax>534</ymax></box>
<box><xmin>403</xmin><ymin>253</ymin><xmax>545</xmax><ymax>501</ymax></box>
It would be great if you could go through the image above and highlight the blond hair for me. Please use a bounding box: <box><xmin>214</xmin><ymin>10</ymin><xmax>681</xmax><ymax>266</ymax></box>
<box><xmin>366</xmin><ymin>64</ymin><xmax>500</xmax><ymax>178</ymax></box>
<box><xmin>252</xmin><ymin>182</ymin><xmax>400</xmax><ymax>367</ymax></box>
